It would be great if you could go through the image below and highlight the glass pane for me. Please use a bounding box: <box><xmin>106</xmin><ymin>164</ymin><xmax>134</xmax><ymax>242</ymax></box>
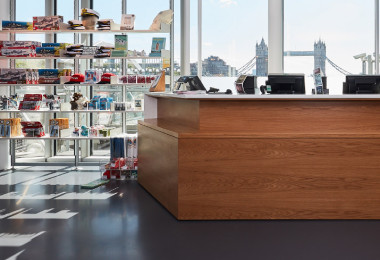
<box><xmin>200</xmin><ymin>0</ymin><xmax>268</xmax><ymax>92</ymax></box>
<box><xmin>284</xmin><ymin>0</ymin><xmax>373</xmax><ymax>94</ymax></box>
<box><xmin>14</xmin><ymin>0</ymin><xmax>46</xmax><ymax>162</ymax></box>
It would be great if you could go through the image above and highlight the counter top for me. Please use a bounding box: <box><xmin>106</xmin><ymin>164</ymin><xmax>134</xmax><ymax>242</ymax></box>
<box><xmin>147</xmin><ymin>92</ymin><xmax>380</xmax><ymax>100</ymax></box>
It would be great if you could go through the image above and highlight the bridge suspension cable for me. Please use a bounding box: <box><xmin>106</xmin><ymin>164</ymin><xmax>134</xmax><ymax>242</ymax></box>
<box><xmin>237</xmin><ymin>56</ymin><xmax>257</xmax><ymax>75</ymax></box>
<box><xmin>326</xmin><ymin>57</ymin><xmax>352</xmax><ymax>75</ymax></box>
<box><xmin>235</xmin><ymin>55</ymin><xmax>352</xmax><ymax>76</ymax></box>
<box><xmin>237</xmin><ymin>61</ymin><xmax>257</xmax><ymax>76</ymax></box>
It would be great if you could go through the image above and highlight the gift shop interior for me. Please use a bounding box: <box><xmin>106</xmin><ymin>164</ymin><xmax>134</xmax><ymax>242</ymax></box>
<box><xmin>2</xmin><ymin>0</ymin><xmax>380</xmax><ymax>259</ymax></box>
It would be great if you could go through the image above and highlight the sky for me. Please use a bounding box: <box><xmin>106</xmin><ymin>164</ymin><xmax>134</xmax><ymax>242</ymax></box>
<box><xmin>13</xmin><ymin>0</ymin><xmax>375</xmax><ymax>81</ymax></box>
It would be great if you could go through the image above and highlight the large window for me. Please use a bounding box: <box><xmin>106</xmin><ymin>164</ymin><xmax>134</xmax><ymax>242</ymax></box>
<box><xmin>199</xmin><ymin>0</ymin><xmax>268</xmax><ymax>92</ymax></box>
<box><xmin>284</xmin><ymin>0</ymin><xmax>373</xmax><ymax>94</ymax></box>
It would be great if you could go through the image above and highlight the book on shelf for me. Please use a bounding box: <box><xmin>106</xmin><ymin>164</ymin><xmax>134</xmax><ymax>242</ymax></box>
<box><xmin>149</xmin><ymin>37</ymin><xmax>166</xmax><ymax>57</ymax></box>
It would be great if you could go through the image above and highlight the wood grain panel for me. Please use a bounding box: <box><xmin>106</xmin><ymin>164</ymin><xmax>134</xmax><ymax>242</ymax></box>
<box><xmin>140</xmin><ymin>119</ymin><xmax>380</xmax><ymax>139</ymax></box>
<box><xmin>157</xmin><ymin>98</ymin><xmax>199</xmax><ymax>129</ymax></box>
<box><xmin>138</xmin><ymin>124</ymin><xmax>179</xmax><ymax>217</ymax></box>
<box><xmin>199</xmin><ymin>100</ymin><xmax>380</xmax><ymax>134</ymax></box>
<box><xmin>177</xmin><ymin>138</ymin><xmax>380</xmax><ymax>219</ymax></box>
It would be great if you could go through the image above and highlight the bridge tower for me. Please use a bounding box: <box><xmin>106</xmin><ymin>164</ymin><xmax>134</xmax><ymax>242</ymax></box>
<box><xmin>314</xmin><ymin>39</ymin><xmax>326</xmax><ymax>75</ymax></box>
<box><xmin>256</xmin><ymin>38</ymin><xmax>268</xmax><ymax>76</ymax></box>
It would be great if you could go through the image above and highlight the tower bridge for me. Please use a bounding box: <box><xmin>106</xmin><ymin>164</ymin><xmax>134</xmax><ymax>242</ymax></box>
<box><xmin>255</xmin><ymin>38</ymin><xmax>327</xmax><ymax>76</ymax></box>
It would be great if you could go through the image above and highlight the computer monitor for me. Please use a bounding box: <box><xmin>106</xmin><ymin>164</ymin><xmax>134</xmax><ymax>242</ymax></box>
<box><xmin>174</xmin><ymin>76</ymin><xmax>206</xmax><ymax>91</ymax></box>
<box><xmin>266</xmin><ymin>74</ymin><xmax>306</xmax><ymax>94</ymax></box>
<box><xmin>343</xmin><ymin>75</ymin><xmax>380</xmax><ymax>94</ymax></box>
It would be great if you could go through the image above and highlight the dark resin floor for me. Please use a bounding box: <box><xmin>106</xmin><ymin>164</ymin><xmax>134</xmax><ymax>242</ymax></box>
<box><xmin>1</xmin><ymin>166</ymin><xmax>380</xmax><ymax>260</ymax></box>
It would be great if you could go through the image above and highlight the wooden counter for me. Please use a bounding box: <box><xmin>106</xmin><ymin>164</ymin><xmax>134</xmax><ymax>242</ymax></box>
<box><xmin>138</xmin><ymin>93</ymin><xmax>380</xmax><ymax>220</ymax></box>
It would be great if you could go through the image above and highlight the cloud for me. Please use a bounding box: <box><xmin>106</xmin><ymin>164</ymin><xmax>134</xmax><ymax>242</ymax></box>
<box><xmin>219</xmin><ymin>0</ymin><xmax>237</xmax><ymax>8</ymax></box>
<box><xmin>203</xmin><ymin>42</ymin><xmax>213</xmax><ymax>47</ymax></box>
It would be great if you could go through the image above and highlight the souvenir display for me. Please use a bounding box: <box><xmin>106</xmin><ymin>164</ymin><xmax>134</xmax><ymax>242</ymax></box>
<box><xmin>21</xmin><ymin>121</ymin><xmax>45</xmax><ymax>137</ymax></box>
<box><xmin>149</xmin><ymin>37</ymin><xmax>166</xmax><ymax>57</ymax></box>
<box><xmin>95</xmin><ymin>46</ymin><xmax>114</xmax><ymax>58</ymax></box>
<box><xmin>65</xmin><ymin>44</ymin><xmax>84</xmax><ymax>57</ymax></box>
<box><xmin>88</xmin><ymin>95</ymin><xmax>113</xmax><ymax>110</ymax></box>
<box><xmin>33</xmin><ymin>16</ymin><xmax>63</xmax><ymax>30</ymax></box>
<box><xmin>49</xmin><ymin>118</ymin><xmax>69</xmax><ymax>137</ymax></box>
<box><xmin>97</xmin><ymin>73</ymin><xmax>116</xmax><ymax>84</ymax></box>
<box><xmin>0</xmin><ymin>94</ymin><xmax>18</xmax><ymax>110</ymax></box>
<box><xmin>0</xmin><ymin>41</ymin><xmax>40</xmax><ymax>57</ymax></box>
<box><xmin>38</xmin><ymin>69</ymin><xmax>72</xmax><ymax>84</ymax></box>
<box><xmin>120</xmin><ymin>14</ymin><xmax>135</xmax><ymax>30</ymax></box>
<box><xmin>81</xmin><ymin>8</ymin><xmax>99</xmax><ymax>30</ymax></box>
<box><xmin>0</xmin><ymin>69</ymin><xmax>27</xmax><ymax>84</ymax></box>
<box><xmin>64</xmin><ymin>73</ymin><xmax>85</xmax><ymax>84</ymax></box>
<box><xmin>70</xmin><ymin>92</ymin><xmax>89</xmax><ymax>110</ymax></box>
<box><xmin>18</xmin><ymin>94</ymin><xmax>43</xmax><ymax>110</ymax></box>
<box><xmin>149</xmin><ymin>9</ymin><xmax>173</xmax><ymax>31</ymax></box>
<box><xmin>115</xmin><ymin>35</ymin><xmax>128</xmax><ymax>51</ymax></box>
<box><xmin>85</xmin><ymin>69</ymin><xmax>102</xmax><ymax>83</ymax></box>
<box><xmin>0</xmin><ymin>118</ymin><xmax>22</xmax><ymax>137</ymax></box>
<box><xmin>149</xmin><ymin>70</ymin><xmax>165</xmax><ymax>92</ymax></box>
<box><xmin>68</xmin><ymin>20</ymin><xmax>85</xmax><ymax>30</ymax></box>
<box><xmin>1</xmin><ymin>20</ymin><xmax>33</xmax><ymax>30</ymax></box>
<box><xmin>97</xmin><ymin>19</ymin><xmax>113</xmax><ymax>30</ymax></box>
<box><xmin>102</xmin><ymin>134</ymin><xmax>138</xmax><ymax>180</ymax></box>
<box><xmin>0</xmin><ymin>9</ymin><xmax>175</xmax><ymax>176</ymax></box>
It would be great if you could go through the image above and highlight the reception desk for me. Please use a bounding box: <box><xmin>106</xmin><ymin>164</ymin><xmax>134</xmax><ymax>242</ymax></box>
<box><xmin>138</xmin><ymin>93</ymin><xmax>380</xmax><ymax>220</ymax></box>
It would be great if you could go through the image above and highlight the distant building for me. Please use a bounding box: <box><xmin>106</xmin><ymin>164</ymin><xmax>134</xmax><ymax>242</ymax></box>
<box><xmin>314</xmin><ymin>39</ymin><xmax>326</xmax><ymax>75</ymax></box>
<box><xmin>190</xmin><ymin>56</ymin><xmax>236</xmax><ymax>76</ymax></box>
<box><xmin>203</xmin><ymin>56</ymin><xmax>229</xmax><ymax>76</ymax></box>
<box><xmin>256</xmin><ymin>38</ymin><xmax>268</xmax><ymax>76</ymax></box>
<box><xmin>190</xmin><ymin>63</ymin><xmax>198</xmax><ymax>76</ymax></box>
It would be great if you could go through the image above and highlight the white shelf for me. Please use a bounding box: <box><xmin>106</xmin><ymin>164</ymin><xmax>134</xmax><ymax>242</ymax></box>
<box><xmin>1</xmin><ymin>109</ymin><xmax>143</xmax><ymax>113</ymax></box>
<box><xmin>0</xmin><ymin>56</ymin><xmax>163</xmax><ymax>60</ymax></box>
<box><xmin>1</xmin><ymin>135</ymin><xmax>115</xmax><ymax>140</ymax></box>
<box><xmin>0</xmin><ymin>29</ymin><xmax>169</xmax><ymax>34</ymax></box>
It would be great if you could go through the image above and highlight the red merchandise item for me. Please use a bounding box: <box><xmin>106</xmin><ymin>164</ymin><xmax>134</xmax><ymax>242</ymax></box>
<box><xmin>23</xmin><ymin>94</ymin><xmax>44</xmax><ymax>101</ymax></box>
<box><xmin>103</xmin><ymin>170</ymin><xmax>111</xmax><ymax>179</ymax></box>
<box><xmin>97</xmin><ymin>73</ymin><xmax>116</xmax><ymax>84</ymax></box>
<box><xmin>137</xmin><ymin>75</ymin><xmax>146</xmax><ymax>84</ymax></box>
<box><xmin>66</xmin><ymin>73</ymin><xmax>85</xmax><ymax>83</ymax></box>
<box><xmin>111</xmin><ymin>158</ymin><xmax>126</xmax><ymax>169</ymax></box>
<box><xmin>21</xmin><ymin>121</ymin><xmax>45</xmax><ymax>137</ymax></box>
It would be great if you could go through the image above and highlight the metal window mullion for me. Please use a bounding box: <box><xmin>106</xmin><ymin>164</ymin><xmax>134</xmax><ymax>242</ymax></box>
<box><xmin>170</xmin><ymin>0</ymin><xmax>174</xmax><ymax>89</ymax></box>
<box><xmin>375</xmin><ymin>0</ymin><xmax>379</xmax><ymax>74</ymax></box>
<box><xmin>197</xmin><ymin>0</ymin><xmax>202</xmax><ymax>78</ymax></box>
<box><xmin>122</xmin><ymin>0</ymin><xmax>127</xmax><ymax>133</ymax></box>
<box><xmin>9</xmin><ymin>0</ymin><xmax>16</xmax><ymax>168</ymax></box>
<box><xmin>74</xmin><ymin>0</ymin><xmax>80</xmax><ymax>167</ymax></box>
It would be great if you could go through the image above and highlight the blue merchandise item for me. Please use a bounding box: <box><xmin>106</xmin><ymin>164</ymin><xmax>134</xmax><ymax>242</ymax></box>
<box><xmin>36</xmin><ymin>47</ymin><xmax>56</xmax><ymax>56</ymax></box>
<box><xmin>99</xmin><ymin>97</ymin><xmax>113</xmax><ymax>110</ymax></box>
<box><xmin>42</xmin><ymin>43</ymin><xmax>64</xmax><ymax>48</ymax></box>
<box><xmin>110</xmin><ymin>137</ymin><xmax>127</xmax><ymax>160</ymax></box>
<box><xmin>81</xmin><ymin>125</ymin><xmax>89</xmax><ymax>136</ymax></box>
<box><xmin>2</xmin><ymin>21</ymin><xmax>31</xmax><ymax>30</ymax></box>
<box><xmin>149</xmin><ymin>37</ymin><xmax>166</xmax><ymax>57</ymax></box>
<box><xmin>89</xmin><ymin>95</ymin><xmax>101</xmax><ymax>110</ymax></box>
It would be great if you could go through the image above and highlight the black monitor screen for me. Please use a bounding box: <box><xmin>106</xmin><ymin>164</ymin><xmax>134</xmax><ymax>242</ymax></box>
<box><xmin>267</xmin><ymin>74</ymin><xmax>305</xmax><ymax>94</ymax></box>
<box><xmin>343</xmin><ymin>75</ymin><xmax>380</xmax><ymax>94</ymax></box>
<box><xmin>175</xmin><ymin>76</ymin><xmax>206</xmax><ymax>91</ymax></box>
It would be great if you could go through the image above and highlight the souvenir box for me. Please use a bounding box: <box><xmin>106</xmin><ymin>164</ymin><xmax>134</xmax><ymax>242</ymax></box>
<box><xmin>33</xmin><ymin>16</ymin><xmax>63</xmax><ymax>30</ymax></box>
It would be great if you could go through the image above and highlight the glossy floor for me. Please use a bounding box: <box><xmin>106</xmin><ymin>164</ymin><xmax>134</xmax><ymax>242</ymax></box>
<box><xmin>1</xmin><ymin>166</ymin><xmax>380</xmax><ymax>260</ymax></box>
